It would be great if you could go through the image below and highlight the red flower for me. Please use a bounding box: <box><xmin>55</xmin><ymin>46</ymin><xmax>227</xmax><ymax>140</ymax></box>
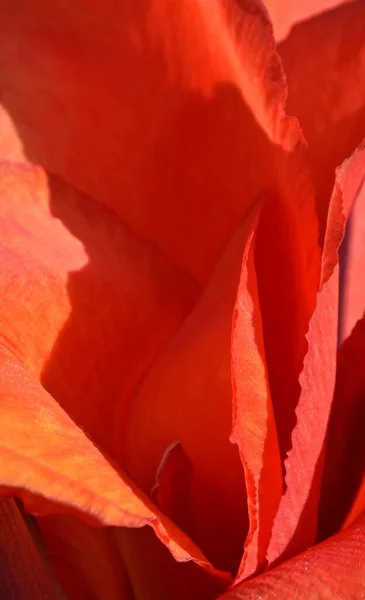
<box><xmin>0</xmin><ymin>1</ymin><xmax>365</xmax><ymax>598</ymax></box>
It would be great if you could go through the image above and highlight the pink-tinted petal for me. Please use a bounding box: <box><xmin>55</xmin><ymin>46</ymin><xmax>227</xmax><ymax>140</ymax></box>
<box><xmin>219</xmin><ymin>514</ymin><xmax>365</xmax><ymax>599</ymax></box>
<box><xmin>278</xmin><ymin>0</ymin><xmax>365</xmax><ymax>244</ymax></box>
<box><xmin>267</xmin><ymin>146</ymin><xmax>365</xmax><ymax>566</ymax></box>
<box><xmin>0</xmin><ymin>0</ymin><xmax>318</xmax><ymax>283</ymax></box>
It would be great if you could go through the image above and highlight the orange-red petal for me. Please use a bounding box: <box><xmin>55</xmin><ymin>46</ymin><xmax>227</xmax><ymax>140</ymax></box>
<box><xmin>116</xmin><ymin>527</ymin><xmax>229</xmax><ymax>600</ymax></box>
<box><xmin>0</xmin><ymin>161</ymin><xmax>228</xmax><ymax>581</ymax></box>
<box><xmin>278</xmin><ymin>0</ymin><xmax>365</xmax><ymax>244</ymax></box>
<box><xmin>122</xmin><ymin>211</ymin><xmax>260</xmax><ymax>575</ymax></box>
<box><xmin>0</xmin><ymin>0</ymin><xmax>317</xmax><ymax>283</ymax></box>
<box><xmin>267</xmin><ymin>146</ymin><xmax>365</xmax><ymax>566</ymax></box>
<box><xmin>230</xmin><ymin>197</ymin><xmax>282</xmax><ymax>581</ymax></box>
<box><xmin>0</xmin><ymin>162</ymin><xmax>198</xmax><ymax>465</ymax></box>
<box><xmin>37</xmin><ymin>515</ymin><xmax>134</xmax><ymax>600</ymax></box>
<box><xmin>218</xmin><ymin>514</ymin><xmax>365</xmax><ymax>599</ymax></box>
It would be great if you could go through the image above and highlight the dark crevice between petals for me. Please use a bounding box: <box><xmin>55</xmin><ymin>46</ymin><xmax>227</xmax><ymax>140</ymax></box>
<box><xmin>0</xmin><ymin>497</ymin><xmax>64</xmax><ymax>600</ymax></box>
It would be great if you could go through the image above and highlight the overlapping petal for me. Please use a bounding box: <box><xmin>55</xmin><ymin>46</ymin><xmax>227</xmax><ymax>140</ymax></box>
<box><xmin>0</xmin><ymin>0</ymin><xmax>318</xmax><ymax>283</ymax></box>
<box><xmin>122</xmin><ymin>210</ymin><xmax>260</xmax><ymax>575</ymax></box>
<box><xmin>230</xmin><ymin>197</ymin><xmax>282</xmax><ymax>581</ymax></box>
<box><xmin>37</xmin><ymin>515</ymin><xmax>133</xmax><ymax>600</ymax></box>
<box><xmin>0</xmin><ymin>161</ymin><xmax>229</xmax><ymax>588</ymax></box>
<box><xmin>278</xmin><ymin>0</ymin><xmax>365</xmax><ymax>243</ymax></box>
<box><xmin>219</xmin><ymin>514</ymin><xmax>365</xmax><ymax>599</ymax></box>
<box><xmin>267</xmin><ymin>146</ymin><xmax>365</xmax><ymax>565</ymax></box>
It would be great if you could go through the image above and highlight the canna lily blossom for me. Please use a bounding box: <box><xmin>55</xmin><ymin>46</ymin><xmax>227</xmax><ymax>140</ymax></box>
<box><xmin>1</xmin><ymin>0</ymin><xmax>365</xmax><ymax>598</ymax></box>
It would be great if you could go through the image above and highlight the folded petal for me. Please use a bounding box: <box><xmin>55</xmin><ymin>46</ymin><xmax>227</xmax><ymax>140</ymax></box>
<box><xmin>267</xmin><ymin>146</ymin><xmax>365</xmax><ymax>566</ymax></box>
<box><xmin>0</xmin><ymin>161</ymin><xmax>228</xmax><ymax>580</ymax></box>
<box><xmin>0</xmin><ymin>161</ymin><xmax>197</xmax><ymax>467</ymax></box>
<box><xmin>218</xmin><ymin>514</ymin><xmax>365</xmax><ymax>599</ymax></box>
<box><xmin>0</xmin><ymin>342</ymin><xmax>230</xmax><ymax>578</ymax></box>
<box><xmin>230</xmin><ymin>197</ymin><xmax>282</xmax><ymax>581</ymax></box>
<box><xmin>232</xmin><ymin>182</ymin><xmax>321</xmax><ymax>584</ymax></box>
<box><xmin>278</xmin><ymin>0</ymin><xmax>365</xmax><ymax>243</ymax></box>
<box><xmin>122</xmin><ymin>211</ymin><xmax>260</xmax><ymax>575</ymax></box>
<box><xmin>0</xmin><ymin>0</ymin><xmax>318</xmax><ymax>283</ymax></box>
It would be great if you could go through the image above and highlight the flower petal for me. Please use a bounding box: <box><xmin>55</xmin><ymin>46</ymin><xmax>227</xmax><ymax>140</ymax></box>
<box><xmin>0</xmin><ymin>0</ymin><xmax>317</xmax><ymax>283</ymax></box>
<box><xmin>230</xmin><ymin>197</ymin><xmax>282</xmax><ymax>580</ymax></box>
<box><xmin>151</xmin><ymin>442</ymin><xmax>194</xmax><ymax>539</ymax></box>
<box><xmin>0</xmin><ymin>341</ymin><xmax>229</xmax><ymax>577</ymax></box>
<box><xmin>278</xmin><ymin>0</ymin><xmax>365</xmax><ymax>243</ymax></box>
<box><xmin>0</xmin><ymin>160</ymin><xmax>197</xmax><ymax>467</ymax></box>
<box><xmin>218</xmin><ymin>514</ymin><xmax>365</xmax><ymax>599</ymax></box>
<box><xmin>0</xmin><ymin>161</ymin><xmax>228</xmax><ymax>579</ymax></box>
<box><xmin>122</xmin><ymin>210</ymin><xmax>260</xmax><ymax>575</ymax></box>
<box><xmin>267</xmin><ymin>146</ymin><xmax>365</xmax><ymax>566</ymax></box>
<box><xmin>232</xmin><ymin>184</ymin><xmax>321</xmax><ymax>583</ymax></box>
<box><xmin>116</xmin><ymin>527</ymin><xmax>229</xmax><ymax>600</ymax></box>
<box><xmin>37</xmin><ymin>515</ymin><xmax>134</xmax><ymax>600</ymax></box>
